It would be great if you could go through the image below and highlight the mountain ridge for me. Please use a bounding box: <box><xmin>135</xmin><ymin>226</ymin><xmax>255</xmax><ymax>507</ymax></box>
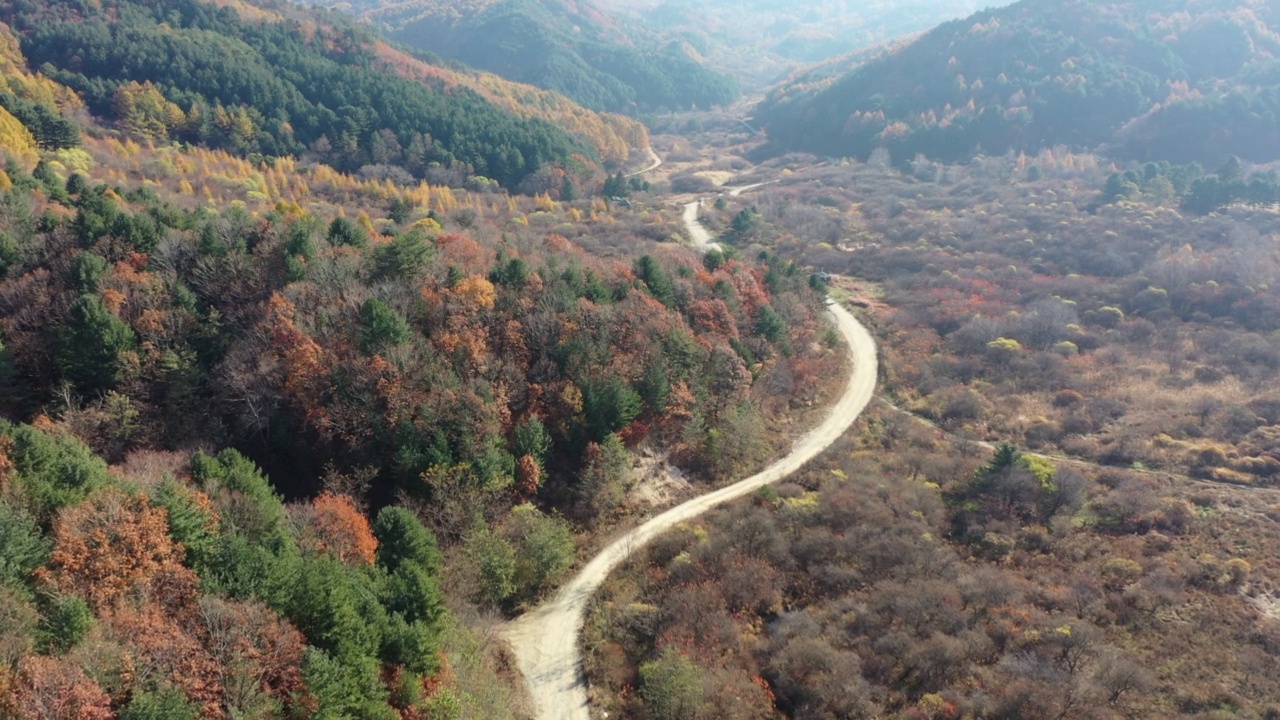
<box><xmin>756</xmin><ymin>0</ymin><xmax>1280</xmax><ymax>167</ymax></box>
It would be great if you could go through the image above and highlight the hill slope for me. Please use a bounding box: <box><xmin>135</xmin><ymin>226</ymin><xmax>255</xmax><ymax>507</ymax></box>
<box><xmin>0</xmin><ymin>0</ymin><xmax>641</xmax><ymax>188</ymax></box>
<box><xmin>0</xmin><ymin>13</ymin><xmax>839</xmax><ymax>716</ymax></box>
<box><xmin>757</xmin><ymin>0</ymin><xmax>1280</xmax><ymax>166</ymax></box>
<box><xmin>307</xmin><ymin>0</ymin><xmax>738</xmax><ymax>114</ymax></box>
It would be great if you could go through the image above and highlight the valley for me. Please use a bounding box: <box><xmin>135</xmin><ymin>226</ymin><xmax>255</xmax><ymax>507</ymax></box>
<box><xmin>0</xmin><ymin>0</ymin><xmax>1278</xmax><ymax>718</ymax></box>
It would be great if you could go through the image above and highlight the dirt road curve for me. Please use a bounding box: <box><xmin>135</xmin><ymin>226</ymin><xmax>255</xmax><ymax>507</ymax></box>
<box><xmin>728</xmin><ymin>180</ymin><xmax>777</xmax><ymax>197</ymax></box>
<box><xmin>503</xmin><ymin>196</ymin><xmax>879</xmax><ymax>720</ymax></box>
<box><xmin>623</xmin><ymin>147</ymin><xmax>662</xmax><ymax>177</ymax></box>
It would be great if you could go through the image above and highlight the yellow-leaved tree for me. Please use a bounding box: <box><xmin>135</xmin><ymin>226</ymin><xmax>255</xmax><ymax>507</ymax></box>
<box><xmin>113</xmin><ymin>81</ymin><xmax>187</xmax><ymax>143</ymax></box>
<box><xmin>0</xmin><ymin>105</ymin><xmax>37</xmax><ymax>169</ymax></box>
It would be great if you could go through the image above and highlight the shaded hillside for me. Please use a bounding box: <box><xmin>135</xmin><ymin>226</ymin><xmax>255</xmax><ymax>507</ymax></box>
<box><xmin>0</xmin><ymin>0</ymin><xmax>599</xmax><ymax>188</ymax></box>
<box><xmin>757</xmin><ymin>0</ymin><xmax>1280</xmax><ymax>166</ymax></box>
<box><xmin>363</xmin><ymin>36</ymin><xmax>650</xmax><ymax>167</ymax></box>
<box><xmin>310</xmin><ymin>0</ymin><xmax>738</xmax><ymax>114</ymax></box>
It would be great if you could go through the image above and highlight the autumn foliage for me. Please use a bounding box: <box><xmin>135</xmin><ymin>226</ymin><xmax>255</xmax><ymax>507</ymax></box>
<box><xmin>37</xmin><ymin>487</ymin><xmax>193</xmax><ymax>613</ymax></box>
<box><xmin>293</xmin><ymin>492</ymin><xmax>379</xmax><ymax>566</ymax></box>
<box><xmin>6</xmin><ymin>656</ymin><xmax>112</xmax><ymax>720</ymax></box>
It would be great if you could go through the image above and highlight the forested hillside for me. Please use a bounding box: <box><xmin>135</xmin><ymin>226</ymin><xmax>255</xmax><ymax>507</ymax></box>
<box><xmin>0</xmin><ymin>0</ymin><xmax>630</xmax><ymax>189</ymax></box>
<box><xmin>0</xmin><ymin>11</ymin><xmax>847</xmax><ymax>714</ymax></box>
<box><xmin>757</xmin><ymin>0</ymin><xmax>1280</xmax><ymax>167</ymax></box>
<box><xmin>307</xmin><ymin>0</ymin><xmax>739</xmax><ymax>114</ymax></box>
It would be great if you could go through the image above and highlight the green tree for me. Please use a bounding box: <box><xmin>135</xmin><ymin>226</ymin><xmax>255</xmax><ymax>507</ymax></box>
<box><xmin>60</xmin><ymin>294</ymin><xmax>137</xmax><ymax>395</ymax></box>
<box><xmin>275</xmin><ymin>555</ymin><xmax>385</xmax><ymax>661</ymax></box>
<box><xmin>1216</xmin><ymin>155</ymin><xmax>1244</xmax><ymax>183</ymax></box>
<box><xmin>373</xmin><ymin>506</ymin><xmax>441</xmax><ymax>575</ymax></box>
<box><xmin>327</xmin><ymin>217</ymin><xmax>368</xmax><ymax>248</ymax></box>
<box><xmin>634</xmin><ymin>255</ymin><xmax>675</xmax><ymax>307</ymax></box>
<box><xmin>1</xmin><ymin>421</ymin><xmax>112</xmax><ymax>521</ymax></box>
<box><xmin>69</xmin><ymin>252</ymin><xmax>109</xmax><ymax>293</ymax></box>
<box><xmin>372</xmin><ymin>231</ymin><xmax>431</xmax><ymax>280</ymax></box>
<box><xmin>602</xmin><ymin>173</ymin><xmax>628</xmax><ymax>198</ymax></box>
<box><xmin>302</xmin><ymin>649</ymin><xmax>396</xmax><ymax>720</ymax></box>
<box><xmin>728</xmin><ymin>206</ymin><xmax>763</xmax><ymax>243</ymax></box>
<box><xmin>359</xmin><ymin>298</ymin><xmax>411</xmax><ymax>355</ymax></box>
<box><xmin>0</xmin><ymin>92</ymin><xmax>80</xmax><ymax>150</ymax></box>
<box><xmin>191</xmin><ymin>450</ymin><xmax>286</xmax><ymax>546</ymax></box>
<box><xmin>466</xmin><ymin>526</ymin><xmax>516</xmax><ymax>606</ymax></box>
<box><xmin>505</xmin><ymin>504</ymin><xmax>574</xmax><ymax>599</ymax></box>
<box><xmin>152</xmin><ymin>478</ymin><xmax>219</xmax><ymax>569</ymax></box>
<box><xmin>581</xmin><ymin>376</ymin><xmax>642</xmax><ymax>441</ymax></box>
<box><xmin>65</xmin><ymin>172</ymin><xmax>87</xmax><ymax>195</ymax></box>
<box><xmin>378</xmin><ymin>562</ymin><xmax>445</xmax><ymax>673</ymax></box>
<box><xmin>576</xmin><ymin>433</ymin><xmax>631</xmax><ymax>518</ymax></box>
<box><xmin>388</xmin><ymin>198</ymin><xmax>413</xmax><ymax>225</ymax></box>
<box><xmin>380</xmin><ymin>562</ymin><xmax>445</xmax><ymax>630</ymax></box>
<box><xmin>489</xmin><ymin>253</ymin><xmax>530</xmax><ymax>289</ymax></box>
<box><xmin>979</xmin><ymin>442</ymin><xmax>1022</xmax><ymax>480</ymax></box>
<box><xmin>38</xmin><ymin>594</ymin><xmax>92</xmax><ymax>654</ymax></box>
<box><xmin>1103</xmin><ymin>172</ymin><xmax>1139</xmax><ymax>201</ymax></box>
<box><xmin>511</xmin><ymin>417</ymin><xmax>552</xmax><ymax>468</ymax></box>
<box><xmin>702</xmin><ymin>248</ymin><xmax>725</xmax><ymax>272</ymax></box>
<box><xmin>381</xmin><ymin>612</ymin><xmax>441</xmax><ymax>675</ymax></box>
<box><xmin>754</xmin><ymin>305</ymin><xmax>787</xmax><ymax>345</ymax></box>
<box><xmin>119</xmin><ymin>685</ymin><xmax>200</xmax><ymax>720</ymax></box>
<box><xmin>0</xmin><ymin>500</ymin><xmax>49</xmax><ymax>588</ymax></box>
<box><xmin>636</xmin><ymin>357</ymin><xmax>671</xmax><ymax>413</ymax></box>
<box><xmin>201</xmin><ymin>533</ymin><xmax>288</xmax><ymax>601</ymax></box>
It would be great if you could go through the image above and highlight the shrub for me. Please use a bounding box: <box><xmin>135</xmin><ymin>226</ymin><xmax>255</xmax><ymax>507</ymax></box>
<box><xmin>937</xmin><ymin>387</ymin><xmax>990</xmax><ymax>423</ymax></box>
<box><xmin>1096</xmin><ymin>306</ymin><xmax>1125</xmax><ymax>328</ymax></box>
<box><xmin>639</xmin><ymin>648</ymin><xmax>705</xmax><ymax>720</ymax></box>
<box><xmin>1024</xmin><ymin>420</ymin><xmax>1062</xmax><ymax>446</ymax></box>
<box><xmin>1100</xmin><ymin>557</ymin><xmax>1142</xmax><ymax>590</ymax></box>
<box><xmin>1196</xmin><ymin>446</ymin><xmax>1228</xmax><ymax>468</ymax></box>
<box><xmin>985</xmin><ymin>337</ymin><xmax>1022</xmax><ymax>363</ymax></box>
<box><xmin>1052</xmin><ymin>389</ymin><xmax>1085</xmax><ymax>408</ymax></box>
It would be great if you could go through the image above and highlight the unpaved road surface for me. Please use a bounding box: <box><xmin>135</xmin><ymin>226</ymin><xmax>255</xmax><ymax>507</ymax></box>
<box><xmin>728</xmin><ymin>180</ymin><xmax>777</xmax><ymax>196</ymax></box>
<box><xmin>624</xmin><ymin>147</ymin><xmax>662</xmax><ymax>177</ymax></box>
<box><xmin>681</xmin><ymin>200</ymin><xmax>715</xmax><ymax>248</ymax></box>
<box><xmin>503</xmin><ymin>195</ymin><xmax>879</xmax><ymax>720</ymax></box>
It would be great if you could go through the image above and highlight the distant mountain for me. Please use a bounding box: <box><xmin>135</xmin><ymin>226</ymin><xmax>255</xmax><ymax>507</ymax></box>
<box><xmin>597</xmin><ymin>0</ymin><xmax>989</xmax><ymax>89</ymax></box>
<box><xmin>0</xmin><ymin>0</ymin><xmax>651</xmax><ymax>188</ymax></box>
<box><xmin>756</xmin><ymin>0</ymin><xmax>1280</xmax><ymax>167</ymax></box>
<box><xmin>305</xmin><ymin>0</ymin><xmax>738</xmax><ymax>114</ymax></box>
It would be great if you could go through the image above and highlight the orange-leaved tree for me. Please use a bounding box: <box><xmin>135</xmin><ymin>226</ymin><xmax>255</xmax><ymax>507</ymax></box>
<box><xmin>293</xmin><ymin>492</ymin><xmax>378</xmax><ymax>566</ymax></box>
<box><xmin>37</xmin><ymin>487</ymin><xmax>193</xmax><ymax>612</ymax></box>
<box><xmin>6</xmin><ymin>655</ymin><xmax>112</xmax><ymax>720</ymax></box>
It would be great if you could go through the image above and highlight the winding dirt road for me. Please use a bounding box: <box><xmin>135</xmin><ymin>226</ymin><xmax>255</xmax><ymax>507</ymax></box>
<box><xmin>503</xmin><ymin>184</ymin><xmax>879</xmax><ymax>720</ymax></box>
